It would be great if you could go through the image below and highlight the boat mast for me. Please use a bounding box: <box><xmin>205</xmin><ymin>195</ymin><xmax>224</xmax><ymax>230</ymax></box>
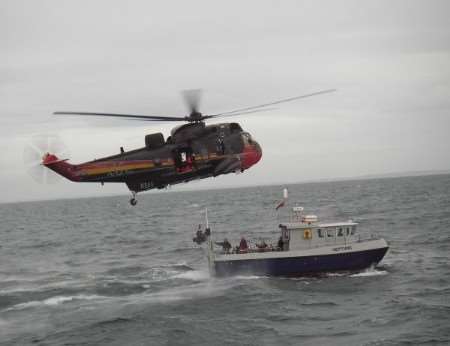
<box><xmin>205</xmin><ymin>207</ymin><xmax>215</xmax><ymax>275</ymax></box>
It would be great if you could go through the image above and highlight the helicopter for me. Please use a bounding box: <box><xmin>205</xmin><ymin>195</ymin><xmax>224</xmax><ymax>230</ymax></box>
<box><xmin>40</xmin><ymin>89</ymin><xmax>334</xmax><ymax>205</ymax></box>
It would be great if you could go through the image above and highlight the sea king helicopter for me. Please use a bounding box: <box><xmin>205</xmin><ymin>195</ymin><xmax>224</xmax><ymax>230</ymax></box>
<box><xmin>36</xmin><ymin>89</ymin><xmax>334</xmax><ymax>205</ymax></box>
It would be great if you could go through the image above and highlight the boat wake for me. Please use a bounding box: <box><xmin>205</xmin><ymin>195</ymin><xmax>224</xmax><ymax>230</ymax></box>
<box><xmin>232</xmin><ymin>275</ymin><xmax>267</xmax><ymax>280</ymax></box>
<box><xmin>173</xmin><ymin>270</ymin><xmax>210</xmax><ymax>281</ymax></box>
<box><xmin>350</xmin><ymin>268</ymin><xmax>388</xmax><ymax>277</ymax></box>
<box><xmin>324</xmin><ymin>266</ymin><xmax>389</xmax><ymax>278</ymax></box>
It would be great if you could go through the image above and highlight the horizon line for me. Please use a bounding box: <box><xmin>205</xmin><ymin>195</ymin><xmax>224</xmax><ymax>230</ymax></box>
<box><xmin>2</xmin><ymin>168</ymin><xmax>449</xmax><ymax>205</ymax></box>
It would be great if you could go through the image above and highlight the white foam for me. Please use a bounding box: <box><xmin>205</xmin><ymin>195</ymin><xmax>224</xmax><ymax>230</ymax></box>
<box><xmin>160</xmin><ymin>261</ymin><xmax>189</xmax><ymax>268</ymax></box>
<box><xmin>232</xmin><ymin>275</ymin><xmax>266</xmax><ymax>280</ymax></box>
<box><xmin>0</xmin><ymin>280</ymin><xmax>87</xmax><ymax>295</ymax></box>
<box><xmin>173</xmin><ymin>270</ymin><xmax>210</xmax><ymax>281</ymax></box>
<box><xmin>140</xmin><ymin>280</ymin><xmax>233</xmax><ymax>304</ymax></box>
<box><xmin>326</xmin><ymin>272</ymin><xmax>347</xmax><ymax>277</ymax></box>
<box><xmin>350</xmin><ymin>269</ymin><xmax>388</xmax><ymax>278</ymax></box>
<box><xmin>0</xmin><ymin>287</ymin><xmax>36</xmax><ymax>295</ymax></box>
<box><xmin>5</xmin><ymin>294</ymin><xmax>103</xmax><ymax>311</ymax></box>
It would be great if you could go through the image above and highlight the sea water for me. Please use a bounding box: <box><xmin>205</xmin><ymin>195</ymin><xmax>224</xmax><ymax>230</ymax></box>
<box><xmin>1</xmin><ymin>174</ymin><xmax>449</xmax><ymax>345</ymax></box>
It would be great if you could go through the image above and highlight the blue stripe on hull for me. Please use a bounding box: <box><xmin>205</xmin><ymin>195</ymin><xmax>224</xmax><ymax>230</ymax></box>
<box><xmin>214</xmin><ymin>247</ymin><xmax>389</xmax><ymax>277</ymax></box>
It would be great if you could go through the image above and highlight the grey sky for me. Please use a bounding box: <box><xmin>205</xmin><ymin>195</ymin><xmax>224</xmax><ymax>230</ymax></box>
<box><xmin>2</xmin><ymin>0</ymin><xmax>450</xmax><ymax>203</ymax></box>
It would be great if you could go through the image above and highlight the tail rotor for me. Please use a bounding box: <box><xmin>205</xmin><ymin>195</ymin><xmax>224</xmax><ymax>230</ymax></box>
<box><xmin>23</xmin><ymin>134</ymin><xmax>70</xmax><ymax>184</ymax></box>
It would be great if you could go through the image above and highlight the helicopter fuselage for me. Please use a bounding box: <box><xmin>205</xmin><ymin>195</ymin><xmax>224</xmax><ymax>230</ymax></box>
<box><xmin>43</xmin><ymin>122</ymin><xmax>262</xmax><ymax>198</ymax></box>
<box><xmin>46</xmin><ymin>88</ymin><xmax>334</xmax><ymax>205</ymax></box>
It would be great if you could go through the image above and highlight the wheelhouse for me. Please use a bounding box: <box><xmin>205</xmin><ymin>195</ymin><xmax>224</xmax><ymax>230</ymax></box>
<box><xmin>279</xmin><ymin>219</ymin><xmax>359</xmax><ymax>251</ymax></box>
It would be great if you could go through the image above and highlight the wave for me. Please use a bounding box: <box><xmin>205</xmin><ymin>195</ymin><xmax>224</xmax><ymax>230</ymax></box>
<box><xmin>94</xmin><ymin>317</ymin><xmax>133</xmax><ymax>327</ymax></box>
<box><xmin>0</xmin><ymin>279</ymin><xmax>90</xmax><ymax>295</ymax></box>
<box><xmin>325</xmin><ymin>272</ymin><xmax>348</xmax><ymax>277</ymax></box>
<box><xmin>232</xmin><ymin>275</ymin><xmax>267</xmax><ymax>280</ymax></box>
<box><xmin>99</xmin><ymin>262</ymin><xmax>195</xmax><ymax>284</ymax></box>
<box><xmin>161</xmin><ymin>261</ymin><xmax>194</xmax><ymax>271</ymax></box>
<box><xmin>301</xmin><ymin>301</ymin><xmax>338</xmax><ymax>307</ymax></box>
<box><xmin>3</xmin><ymin>280</ymin><xmax>222</xmax><ymax>313</ymax></box>
<box><xmin>173</xmin><ymin>270</ymin><xmax>210</xmax><ymax>281</ymax></box>
<box><xmin>106</xmin><ymin>265</ymin><xmax>148</xmax><ymax>276</ymax></box>
<box><xmin>350</xmin><ymin>268</ymin><xmax>388</xmax><ymax>277</ymax></box>
<box><xmin>4</xmin><ymin>294</ymin><xmax>104</xmax><ymax>311</ymax></box>
<box><xmin>319</xmin><ymin>266</ymin><xmax>389</xmax><ymax>278</ymax></box>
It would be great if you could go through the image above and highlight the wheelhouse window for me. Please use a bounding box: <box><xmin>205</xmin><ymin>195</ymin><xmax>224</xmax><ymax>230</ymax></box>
<box><xmin>337</xmin><ymin>227</ymin><xmax>343</xmax><ymax>236</ymax></box>
<box><xmin>346</xmin><ymin>227</ymin><xmax>350</xmax><ymax>236</ymax></box>
<box><xmin>327</xmin><ymin>229</ymin><xmax>335</xmax><ymax>237</ymax></box>
<box><xmin>317</xmin><ymin>228</ymin><xmax>324</xmax><ymax>238</ymax></box>
<box><xmin>351</xmin><ymin>226</ymin><xmax>356</xmax><ymax>235</ymax></box>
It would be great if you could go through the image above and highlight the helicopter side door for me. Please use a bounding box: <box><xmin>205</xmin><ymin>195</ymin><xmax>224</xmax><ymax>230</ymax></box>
<box><xmin>173</xmin><ymin>144</ymin><xmax>194</xmax><ymax>173</ymax></box>
<box><xmin>215</xmin><ymin>124</ymin><xmax>227</xmax><ymax>155</ymax></box>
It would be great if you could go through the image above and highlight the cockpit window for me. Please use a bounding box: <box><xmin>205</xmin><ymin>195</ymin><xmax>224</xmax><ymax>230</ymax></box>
<box><xmin>230</xmin><ymin>123</ymin><xmax>242</xmax><ymax>132</ymax></box>
<box><xmin>242</xmin><ymin>132</ymin><xmax>254</xmax><ymax>145</ymax></box>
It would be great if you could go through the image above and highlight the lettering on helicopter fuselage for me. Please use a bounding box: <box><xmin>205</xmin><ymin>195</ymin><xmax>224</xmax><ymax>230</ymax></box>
<box><xmin>106</xmin><ymin>170</ymin><xmax>127</xmax><ymax>177</ymax></box>
<box><xmin>139</xmin><ymin>181</ymin><xmax>154</xmax><ymax>190</ymax></box>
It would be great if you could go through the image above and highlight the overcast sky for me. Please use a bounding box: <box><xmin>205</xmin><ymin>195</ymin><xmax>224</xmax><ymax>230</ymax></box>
<box><xmin>2</xmin><ymin>0</ymin><xmax>450</xmax><ymax>203</ymax></box>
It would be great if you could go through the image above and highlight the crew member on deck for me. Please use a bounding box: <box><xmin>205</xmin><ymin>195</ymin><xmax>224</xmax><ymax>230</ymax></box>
<box><xmin>256</xmin><ymin>238</ymin><xmax>268</xmax><ymax>251</ymax></box>
<box><xmin>277</xmin><ymin>236</ymin><xmax>284</xmax><ymax>251</ymax></box>
<box><xmin>239</xmin><ymin>237</ymin><xmax>248</xmax><ymax>253</ymax></box>
<box><xmin>215</xmin><ymin>238</ymin><xmax>232</xmax><ymax>254</ymax></box>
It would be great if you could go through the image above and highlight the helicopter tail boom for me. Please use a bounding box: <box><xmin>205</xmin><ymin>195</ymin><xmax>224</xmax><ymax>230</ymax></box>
<box><xmin>42</xmin><ymin>153</ymin><xmax>80</xmax><ymax>182</ymax></box>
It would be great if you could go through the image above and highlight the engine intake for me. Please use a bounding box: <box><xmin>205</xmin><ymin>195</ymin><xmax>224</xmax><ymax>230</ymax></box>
<box><xmin>145</xmin><ymin>133</ymin><xmax>165</xmax><ymax>149</ymax></box>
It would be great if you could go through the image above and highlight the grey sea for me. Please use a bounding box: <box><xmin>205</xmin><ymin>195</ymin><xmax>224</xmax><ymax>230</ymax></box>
<box><xmin>1</xmin><ymin>174</ymin><xmax>449</xmax><ymax>346</ymax></box>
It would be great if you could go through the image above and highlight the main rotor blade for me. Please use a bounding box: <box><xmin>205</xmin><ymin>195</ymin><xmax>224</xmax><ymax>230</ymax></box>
<box><xmin>182</xmin><ymin>89</ymin><xmax>202</xmax><ymax>114</ymax></box>
<box><xmin>202</xmin><ymin>107</ymin><xmax>278</xmax><ymax>120</ymax></box>
<box><xmin>209</xmin><ymin>89</ymin><xmax>336</xmax><ymax>118</ymax></box>
<box><xmin>54</xmin><ymin>111</ymin><xmax>187</xmax><ymax>122</ymax></box>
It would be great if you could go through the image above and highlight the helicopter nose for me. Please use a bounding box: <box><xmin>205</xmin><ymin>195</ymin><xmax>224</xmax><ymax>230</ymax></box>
<box><xmin>241</xmin><ymin>141</ymin><xmax>262</xmax><ymax>170</ymax></box>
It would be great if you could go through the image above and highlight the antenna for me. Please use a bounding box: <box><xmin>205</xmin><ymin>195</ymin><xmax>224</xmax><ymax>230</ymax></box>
<box><xmin>276</xmin><ymin>188</ymin><xmax>289</xmax><ymax>211</ymax></box>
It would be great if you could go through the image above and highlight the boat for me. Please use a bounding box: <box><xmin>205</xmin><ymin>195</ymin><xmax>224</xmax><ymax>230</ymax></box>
<box><xmin>205</xmin><ymin>200</ymin><xmax>389</xmax><ymax>277</ymax></box>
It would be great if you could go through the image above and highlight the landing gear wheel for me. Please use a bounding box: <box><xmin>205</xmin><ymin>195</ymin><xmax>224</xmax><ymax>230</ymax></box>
<box><xmin>129</xmin><ymin>191</ymin><xmax>138</xmax><ymax>206</ymax></box>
